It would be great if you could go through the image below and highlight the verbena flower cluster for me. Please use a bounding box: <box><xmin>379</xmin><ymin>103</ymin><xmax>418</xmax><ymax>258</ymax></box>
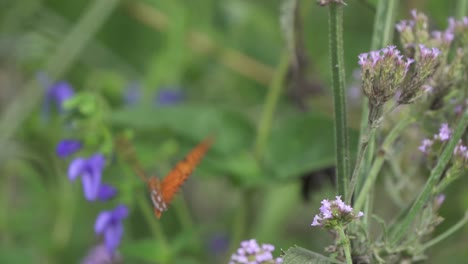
<box><xmin>45</xmin><ymin>80</ymin><xmax>128</xmax><ymax>258</ymax></box>
<box><xmin>229</xmin><ymin>239</ymin><xmax>283</xmax><ymax>264</ymax></box>
<box><xmin>420</xmin><ymin>123</ymin><xmax>468</xmax><ymax>165</ymax></box>
<box><xmin>396</xmin><ymin>10</ymin><xmax>467</xmax><ymax>110</ymax></box>
<box><xmin>311</xmin><ymin>196</ymin><xmax>363</xmax><ymax>229</ymax></box>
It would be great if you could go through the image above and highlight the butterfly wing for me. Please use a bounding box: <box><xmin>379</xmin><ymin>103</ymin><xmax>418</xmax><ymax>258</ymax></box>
<box><xmin>160</xmin><ymin>136</ymin><xmax>214</xmax><ymax>206</ymax></box>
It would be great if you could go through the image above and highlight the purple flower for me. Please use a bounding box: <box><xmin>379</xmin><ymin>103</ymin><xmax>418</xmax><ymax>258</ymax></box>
<box><xmin>311</xmin><ymin>196</ymin><xmax>363</xmax><ymax>229</ymax></box>
<box><xmin>155</xmin><ymin>89</ymin><xmax>184</xmax><ymax>106</ymax></box>
<box><xmin>68</xmin><ymin>154</ymin><xmax>116</xmax><ymax>201</ymax></box>
<box><xmin>56</xmin><ymin>139</ymin><xmax>82</xmax><ymax>158</ymax></box>
<box><xmin>436</xmin><ymin>123</ymin><xmax>451</xmax><ymax>141</ymax></box>
<box><xmin>45</xmin><ymin>81</ymin><xmax>75</xmax><ymax>113</ymax></box>
<box><xmin>81</xmin><ymin>243</ymin><xmax>122</xmax><ymax>264</ymax></box>
<box><xmin>454</xmin><ymin>142</ymin><xmax>468</xmax><ymax>163</ymax></box>
<box><xmin>208</xmin><ymin>233</ymin><xmax>230</xmax><ymax>256</ymax></box>
<box><xmin>95</xmin><ymin>204</ymin><xmax>129</xmax><ymax>254</ymax></box>
<box><xmin>97</xmin><ymin>184</ymin><xmax>118</xmax><ymax>201</ymax></box>
<box><xmin>418</xmin><ymin>139</ymin><xmax>433</xmax><ymax>154</ymax></box>
<box><xmin>229</xmin><ymin>239</ymin><xmax>282</xmax><ymax>264</ymax></box>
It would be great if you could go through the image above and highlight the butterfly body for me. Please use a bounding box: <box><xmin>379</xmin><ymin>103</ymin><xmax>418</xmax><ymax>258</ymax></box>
<box><xmin>147</xmin><ymin>177</ymin><xmax>166</xmax><ymax>218</ymax></box>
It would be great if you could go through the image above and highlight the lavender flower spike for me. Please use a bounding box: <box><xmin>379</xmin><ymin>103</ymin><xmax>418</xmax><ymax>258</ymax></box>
<box><xmin>95</xmin><ymin>204</ymin><xmax>129</xmax><ymax>254</ymax></box>
<box><xmin>229</xmin><ymin>239</ymin><xmax>283</xmax><ymax>264</ymax></box>
<box><xmin>311</xmin><ymin>196</ymin><xmax>363</xmax><ymax>229</ymax></box>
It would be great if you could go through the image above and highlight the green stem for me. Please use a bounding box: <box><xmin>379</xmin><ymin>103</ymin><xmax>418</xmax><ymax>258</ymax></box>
<box><xmin>254</xmin><ymin>53</ymin><xmax>289</xmax><ymax>160</ymax></box>
<box><xmin>137</xmin><ymin>194</ymin><xmax>170</xmax><ymax>252</ymax></box>
<box><xmin>389</xmin><ymin>111</ymin><xmax>468</xmax><ymax>245</ymax></box>
<box><xmin>226</xmin><ymin>190</ymin><xmax>250</xmax><ymax>260</ymax></box>
<box><xmin>355</xmin><ymin>0</ymin><xmax>398</xmax><ymax>198</ymax></box>
<box><xmin>419</xmin><ymin>211</ymin><xmax>468</xmax><ymax>252</ymax></box>
<box><xmin>0</xmin><ymin>0</ymin><xmax>121</xmax><ymax>146</ymax></box>
<box><xmin>328</xmin><ymin>2</ymin><xmax>350</xmax><ymax>197</ymax></box>
<box><xmin>354</xmin><ymin>115</ymin><xmax>415</xmax><ymax>212</ymax></box>
<box><xmin>172</xmin><ymin>195</ymin><xmax>195</xmax><ymax>232</ymax></box>
<box><xmin>337</xmin><ymin>226</ymin><xmax>353</xmax><ymax>264</ymax></box>
<box><xmin>455</xmin><ymin>0</ymin><xmax>467</xmax><ymax>19</ymax></box>
<box><xmin>346</xmin><ymin>126</ymin><xmax>375</xmax><ymax>203</ymax></box>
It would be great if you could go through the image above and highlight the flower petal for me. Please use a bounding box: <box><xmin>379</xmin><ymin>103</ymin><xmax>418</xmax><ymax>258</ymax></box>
<box><xmin>97</xmin><ymin>184</ymin><xmax>117</xmax><ymax>201</ymax></box>
<box><xmin>104</xmin><ymin>222</ymin><xmax>123</xmax><ymax>253</ymax></box>
<box><xmin>112</xmin><ymin>204</ymin><xmax>129</xmax><ymax>220</ymax></box>
<box><xmin>95</xmin><ymin>211</ymin><xmax>112</xmax><ymax>234</ymax></box>
<box><xmin>89</xmin><ymin>154</ymin><xmax>106</xmax><ymax>171</ymax></box>
<box><xmin>82</xmin><ymin>172</ymin><xmax>101</xmax><ymax>201</ymax></box>
<box><xmin>56</xmin><ymin>139</ymin><xmax>82</xmax><ymax>158</ymax></box>
<box><xmin>68</xmin><ymin>158</ymin><xmax>86</xmax><ymax>181</ymax></box>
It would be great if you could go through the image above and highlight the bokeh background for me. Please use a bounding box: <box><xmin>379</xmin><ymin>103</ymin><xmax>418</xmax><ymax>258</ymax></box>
<box><xmin>0</xmin><ymin>0</ymin><xmax>467</xmax><ymax>263</ymax></box>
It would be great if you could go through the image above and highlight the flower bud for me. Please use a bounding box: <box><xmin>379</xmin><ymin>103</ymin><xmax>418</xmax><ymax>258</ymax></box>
<box><xmin>359</xmin><ymin>46</ymin><xmax>411</xmax><ymax>124</ymax></box>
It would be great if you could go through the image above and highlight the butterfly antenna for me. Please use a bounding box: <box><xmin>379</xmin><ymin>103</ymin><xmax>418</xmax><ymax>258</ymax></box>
<box><xmin>114</xmin><ymin>135</ymin><xmax>149</xmax><ymax>183</ymax></box>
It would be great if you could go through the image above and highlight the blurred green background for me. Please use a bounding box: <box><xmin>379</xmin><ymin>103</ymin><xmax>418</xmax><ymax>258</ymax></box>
<box><xmin>0</xmin><ymin>0</ymin><xmax>467</xmax><ymax>263</ymax></box>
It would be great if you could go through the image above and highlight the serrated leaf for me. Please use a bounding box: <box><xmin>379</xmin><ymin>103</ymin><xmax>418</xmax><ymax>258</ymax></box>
<box><xmin>283</xmin><ymin>246</ymin><xmax>344</xmax><ymax>264</ymax></box>
<box><xmin>265</xmin><ymin>113</ymin><xmax>358</xmax><ymax>180</ymax></box>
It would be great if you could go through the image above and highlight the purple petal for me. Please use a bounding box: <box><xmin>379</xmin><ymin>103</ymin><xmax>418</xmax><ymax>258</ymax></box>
<box><xmin>56</xmin><ymin>139</ymin><xmax>82</xmax><ymax>158</ymax></box>
<box><xmin>104</xmin><ymin>223</ymin><xmax>123</xmax><ymax>253</ymax></box>
<box><xmin>112</xmin><ymin>204</ymin><xmax>129</xmax><ymax>220</ymax></box>
<box><xmin>95</xmin><ymin>211</ymin><xmax>112</xmax><ymax>234</ymax></box>
<box><xmin>68</xmin><ymin>158</ymin><xmax>86</xmax><ymax>181</ymax></box>
<box><xmin>97</xmin><ymin>184</ymin><xmax>117</xmax><ymax>201</ymax></box>
<box><xmin>89</xmin><ymin>154</ymin><xmax>106</xmax><ymax>171</ymax></box>
<box><xmin>155</xmin><ymin>89</ymin><xmax>184</xmax><ymax>106</ymax></box>
<box><xmin>81</xmin><ymin>244</ymin><xmax>120</xmax><ymax>264</ymax></box>
<box><xmin>82</xmin><ymin>172</ymin><xmax>102</xmax><ymax>201</ymax></box>
<box><xmin>81</xmin><ymin>173</ymin><xmax>101</xmax><ymax>201</ymax></box>
<box><xmin>47</xmin><ymin>81</ymin><xmax>75</xmax><ymax>111</ymax></box>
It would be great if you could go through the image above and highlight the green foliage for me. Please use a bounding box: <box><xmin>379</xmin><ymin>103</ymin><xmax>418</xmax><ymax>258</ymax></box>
<box><xmin>0</xmin><ymin>0</ymin><xmax>467</xmax><ymax>263</ymax></box>
<box><xmin>283</xmin><ymin>246</ymin><xmax>344</xmax><ymax>264</ymax></box>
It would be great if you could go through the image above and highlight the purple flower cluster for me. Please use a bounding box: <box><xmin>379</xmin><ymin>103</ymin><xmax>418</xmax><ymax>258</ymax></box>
<box><xmin>46</xmin><ymin>80</ymin><xmax>128</xmax><ymax>257</ymax></box>
<box><xmin>95</xmin><ymin>205</ymin><xmax>129</xmax><ymax>253</ymax></box>
<box><xmin>454</xmin><ymin>142</ymin><xmax>468</xmax><ymax>163</ymax></box>
<box><xmin>359</xmin><ymin>46</ymin><xmax>412</xmax><ymax>106</ymax></box>
<box><xmin>395</xmin><ymin>10</ymin><xmax>461</xmax><ymax>49</ymax></box>
<box><xmin>229</xmin><ymin>239</ymin><xmax>283</xmax><ymax>264</ymax></box>
<box><xmin>418</xmin><ymin>123</ymin><xmax>468</xmax><ymax>164</ymax></box>
<box><xmin>448</xmin><ymin>16</ymin><xmax>468</xmax><ymax>36</ymax></box>
<box><xmin>311</xmin><ymin>196</ymin><xmax>363</xmax><ymax>229</ymax></box>
<box><xmin>68</xmin><ymin>154</ymin><xmax>117</xmax><ymax>201</ymax></box>
<box><xmin>60</xmin><ymin>144</ymin><xmax>127</xmax><ymax>255</ymax></box>
<box><xmin>419</xmin><ymin>123</ymin><xmax>453</xmax><ymax>155</ymax></box>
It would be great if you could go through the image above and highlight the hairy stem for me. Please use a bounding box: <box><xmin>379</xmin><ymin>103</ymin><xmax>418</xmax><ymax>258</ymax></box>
<box><xmin>389</xmin><ymin>111</ymin><xmax>468</xmax><ymax>245</ymax></box>
<box><xmin>354</xmin><ymin>115</ymin><xmax>415</xmax><ymax>212</ymax></box>
<box><xmin>329</xmin><ymin>2</ymin><xmax>350</xmax><ymax>197</ymax></box>
<box><xmin>337</xmin><ymin>226</ymin><xmax>353</xmax><ymax>264</ymax></box>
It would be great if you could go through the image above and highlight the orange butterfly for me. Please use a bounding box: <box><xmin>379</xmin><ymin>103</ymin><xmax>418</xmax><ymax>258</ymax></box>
<box><xmin>116</xmin><ymin>135</ymin><xmax>213</xmax><ymax>218</ymax></box>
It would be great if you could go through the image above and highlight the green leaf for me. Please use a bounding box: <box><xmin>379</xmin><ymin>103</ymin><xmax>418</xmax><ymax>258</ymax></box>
<box><xmin>109</xmin><ymin>104</ymin><xmax>255</xmax><ymax>155</ymax></box>
<box><xmin>265</xmin><ymin>113</ymin><xmax>358</xmax><ymax>180</ymax></box>
<box><xmin>121</xmin><ymin>239</ymin><xmax>172</xmax><ymax>262</ymax></box>
<box><xmin>283</xmin><ymin>246</ymin><xmax>344</xmax><ymax>264</ymax></box>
